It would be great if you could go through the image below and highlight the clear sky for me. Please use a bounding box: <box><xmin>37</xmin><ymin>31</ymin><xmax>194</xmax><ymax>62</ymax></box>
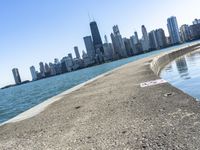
<box><xmin>0</xmin><ymin>0</ymin><xmax>200</xmax><ymax>87</ymax></box>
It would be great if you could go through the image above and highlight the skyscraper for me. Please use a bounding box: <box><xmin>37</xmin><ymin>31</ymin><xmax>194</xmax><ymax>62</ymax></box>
<box><xmin>90</xmin><ymin>21</ymin><xmax>104</xmax><ymax>54</ymax></box>
<box><xmin>167</xmin><ymin>16</ymin><xmax>181</xmax><ymax>44</ymax></box>
<box><xmin>74</xmin><ymin>46</ymin><xmax>80</xmax><ymax>59</ymax></box>
<box><xmin>149</xmin><ymin>30</ymin><xmax>159</xmax><ymax>50</ymax></box>
<box><xmin>193</xmin><ymin>19</ymin><xmax>200</xmax><ymax>25</ymax></box>
<box><xmin>83</xmin><ymin>36</ymin><xmax>95</xmax><ymax>60</ymax></box>
<box><xmin>30</xmin><ymin>66</ymin><xmax>37</xmax><ymax>81</ymax></box>
<box><xmin>180</xmin><ymin>24</ymin><xmax>191</xmax><ymax>42</ymax></box>
<box><xmin>39</xmin><ymin>62</ymin><xmax>45</xmax><ymax>77</ymax></box>
<box><xmin>12</xmin><ymin>68</ymin><xmax>21</xmax><ymax>84</ymax></box>
<box><xmin>155</xmin><ymin>28</ymin><xmax>167</xmax><ymax>48</ymax></box>
<box><xmin>111</xmin><ymin>25</ymin><xmax>127</xmax><ymax>58</ymax></box>
<box><xmin>103</xmin><ymin>35</ymin><xmax>114</xmax><ymax>61</ymax></box>
<box><xmin>190</xmin><ymin>23</ymin><xmax>200</xmax><ymax>40</ymax></box>
<box><xmin>68</xmin><ymin>53</ymin><xmax>73</xmax><ymax>59</ymax></box>
<box><xmin>141</xmin><ymin>25</ymin><xmax>150</xmax><ymax>51</ymax></box>
<box><xmin>134</xmin><ymin>31</ymin><xmax>139</xmax><ymax>44</ymax></box>
<box><xmin>44</xmin><ymin>63</ymin><xmax>51</xmax><ymax>74</ymax></box>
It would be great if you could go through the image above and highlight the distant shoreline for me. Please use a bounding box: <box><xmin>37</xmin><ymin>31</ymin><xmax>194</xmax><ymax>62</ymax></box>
<box><xmin>2</xmin><ymin>41</ymin><xmax>199</xmax><ymax>90</ymax></box>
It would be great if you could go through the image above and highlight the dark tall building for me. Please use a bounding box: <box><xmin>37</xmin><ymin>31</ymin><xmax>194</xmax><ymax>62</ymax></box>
<box><xmin>190</xmin><ymin>24</ymin><xmax>200</xmax><ymax>40</ymax></box>
<box><xmin>74</xmin><ymin>46</ymin><xmax>80</xmax><ymax>59</ymax></box>
<box><xmin>12</xmin><ymin>68</ymin><xmax>21</xmax><ymax>84</ymax></box>
<box><xmin>90</xmin><ymin>21</ymin><xmax>104</xmax><ymax>54</ymax></box>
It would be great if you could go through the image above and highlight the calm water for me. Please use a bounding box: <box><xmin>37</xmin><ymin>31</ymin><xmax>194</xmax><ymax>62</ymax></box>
<box><xmin>0</xmin><ymin>42</ymin><xmax>199</xmax><ymax>124</ymax></box>
<box><xmin>161</xmin><ymin>48</ymin><xmax>200</xmax><ymax>100</ymax></box>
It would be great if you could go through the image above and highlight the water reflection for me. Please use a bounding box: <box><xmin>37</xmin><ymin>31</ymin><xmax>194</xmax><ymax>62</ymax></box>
<box><xmin>160</xmin><ymin>49</ymin><xmax>200</xmax><ymax>100</ymax></box>
<box><xmin>175</xmin><ymin>57</ymin><xmax>191</xmax><ymax>80</ymax></box>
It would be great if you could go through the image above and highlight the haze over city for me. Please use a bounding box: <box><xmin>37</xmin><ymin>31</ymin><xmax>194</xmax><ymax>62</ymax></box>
<box><xmin>1</xmin><ymin>0</ymin><xmax>200</xmax><ymax>87</ymax></box>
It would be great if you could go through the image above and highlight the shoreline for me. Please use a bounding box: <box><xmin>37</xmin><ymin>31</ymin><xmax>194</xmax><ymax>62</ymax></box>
<box><xmin>1</xmin><ymin>44</ymin><xmax>200</xmax><ymax>149</ymax></box>
<box><xmin>0</xmin><ymin>57</ymin><xmax>138</xmax><ymax>126</ymax></box>
<box><xmin>1</xmin><ymin>42</ymin><xmax>200</xmax><ymax>127</ymax></box>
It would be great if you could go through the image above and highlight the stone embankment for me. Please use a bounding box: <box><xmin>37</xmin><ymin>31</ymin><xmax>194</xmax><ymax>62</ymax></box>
<box><xmin>1</xmin><ymin>44</ymin><xmax>200</xmax><ymax>149</ymax></box>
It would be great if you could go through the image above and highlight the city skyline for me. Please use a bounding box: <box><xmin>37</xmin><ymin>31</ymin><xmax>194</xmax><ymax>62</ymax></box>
<box><xmin>0</xmin><ymin>0</ymin><xmax>200</xmax><ymax>87</ymax></box>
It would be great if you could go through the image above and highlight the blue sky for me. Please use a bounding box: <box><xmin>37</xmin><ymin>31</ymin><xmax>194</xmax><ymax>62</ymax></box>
<box><xmin>0</xmin><ymin>0</ymin><xmax>200</xmax><ymax>87</ymax></box>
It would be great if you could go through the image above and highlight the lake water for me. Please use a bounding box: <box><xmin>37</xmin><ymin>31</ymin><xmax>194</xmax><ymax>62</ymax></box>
<box><xmin>160</xmin><ymin>47</ymin><xmax>200</xmax><ymax>100</ymax></box>
<box><xmin>0</xmin><ymin>41</ymin><xmax>199</xmax><ymax>124</ymax></box>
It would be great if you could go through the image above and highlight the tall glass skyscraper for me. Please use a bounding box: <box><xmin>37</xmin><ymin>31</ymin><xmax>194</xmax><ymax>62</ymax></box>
<box><xmin>90</xmin><ymin>21</ymin><xmax>104</xmax><ymax>54</ymax></box>
<box><xmin>83</xmin><ymin>36</ymin><xmax>95</xmax><ymax>60</ymax></box>
<box><xmin>141</xmin><ymin>25</ymin><xmax>150</xmax><ymax>51</ymax></box>
<box><xmin>74</xmin><ymin>46</ymin><xmax>80</xmax><ymax>59</ymax></box>
<box><xmin>167</xmin><ymin>16</ymin><xmax>181</xmax><ymax>44</ymax></box>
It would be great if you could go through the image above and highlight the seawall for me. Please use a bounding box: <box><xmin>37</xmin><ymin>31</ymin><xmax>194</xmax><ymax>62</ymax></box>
<box><xmin>151</xmin><ymin>43</ymin><xmax>200</xmax><ymax>75</ymax></box>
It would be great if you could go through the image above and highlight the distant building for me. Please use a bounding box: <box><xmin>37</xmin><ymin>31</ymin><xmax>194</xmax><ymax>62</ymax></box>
<box><xmin>49</xmin><ymin>63</ymin><xmax>56</xmax><ymax>76</ymax></box>
<box><xmin>190</xmin><ymin>24</ymin><xmax>200</xmax><ymax>40</ymax></box>
<box><xmin>82</xmin><ymin>50</ymin><xmax>93</xmax><ymax>67</ymax></box>
<box><xmin>44</xmin><ymin>63</ymin><xmax>51</xmax><ymax>76</ymax></box>
<box><xmin>141</xmin><ymin>25</ymin><xmax>150</xmax><ymax>52</ymax></box>
<box><xmin>180</xmin><ymin>24</ymin><xmax>191</xmax><ymax>42</ymax></box>
<box><xmin>155</xmin><ymin>28</ymin><xmax>167</xmax><ymax>48</ymax></box>
<box><xmin>74</xmin><ymin>46</ymin><xmax>80</xmax><ymax>59</ymax></box>
<box><xmin>68</xmin><ymin>53</ymin><xmax>73</xmax><ymax>59</ymax></box>
<box><xmin>90</xmin><ymin>21</ymin><xmax>104</xmax><ymax>55</ymax></box>
<box><xmin>54</xmin><ymin>59</ymin><xmax>62</xmax><ymax>75</ymax></box>
<box><xmin>193</xmin><ymin>19</ymin><xmax>200</xmax><ymax>25</ymax></box>
<box><xmin>111</xmin><ymin>25</ymin><xmax>127</xmax><ymax>58</ymax></box>
<box><xmin>130</xmin><ymin>35</ymin><xmax>138</xmax><ymax>55</ymax></box>
<box><xmin>30</xmin><ymin>66</ymin><xmax>37</xmax><ymax>81</ymax></box>
<box><xmin>103</xmin><ymin>35</ymin><xmax>114</xmax><ymax>61</ymax></box>
<box><xmin>149</xmin><ymin>30</ymin><xmax>159</xmax><ymax>50</ymax></box>
<box><xmin>39</xmin><ymin>62</ymin><xmax>45</xmax><ymax>77</ymax></box>
<box><xmin>83</xmin><ymin>36</ymin><xmax>95</xmax><ymax>61</ymax></box>
<box><xmin>167</xmin><ymin>16</ymin><xmax>181</xmax><ymax>44</ymax></box>
<box><xmin>12</xmin><ymin>68</ymin><xmax>21</xmax><ymax>84</ymax></box>
<box><xmin>123</xmin><ymin>38</ymin><xmax>133</xmax><ymax>56</ymax></box>
<box><xmin>134</xmin><ymin>31</ymin><xmax>139</xmax><ymax>44</ymax></box>
<box><xmin>72</xmin><ymin>58</ymin><xmax>83</xmax><ymax>70</ymax></box>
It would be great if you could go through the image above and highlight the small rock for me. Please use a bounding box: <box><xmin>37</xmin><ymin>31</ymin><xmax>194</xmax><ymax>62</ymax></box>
<box><xmin>164</xmin><ymin>93</ymin><xmax>173</xmax><ymax>97</ymax></box>
<box><xmin>75</xmin><ymin>106</ymin><xmax>81</xmax><ymax>109</ymax></box>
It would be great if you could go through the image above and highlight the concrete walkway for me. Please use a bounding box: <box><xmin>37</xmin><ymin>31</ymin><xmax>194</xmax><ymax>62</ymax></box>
<box><xmin>1</xmin><ymin>46</ymin><xmax>200</xmax><ymax>149</ymax></box>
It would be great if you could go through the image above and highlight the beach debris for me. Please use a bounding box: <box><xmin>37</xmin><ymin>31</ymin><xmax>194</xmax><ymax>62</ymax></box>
<box><xmin>164</xmin><ymin>93</ymin><xmax>173</xmax><ymax>97</ymax></box>
<box><xmin>122</xmin><ymin>130</ymin><xmax>127</xmax><ymax>134</ymax></box>
<box><xmin>140</xmin><ymin>79</ymin><xmax>167</xmax><ymax>88</ymax></box>
<box><xmin>75</xmin><ymin>106</ymin><xmax>81</xmax><ymax>109</ymax></box>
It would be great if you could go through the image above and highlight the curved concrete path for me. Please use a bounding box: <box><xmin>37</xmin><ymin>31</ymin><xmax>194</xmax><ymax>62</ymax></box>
<box><xmin>1</xmin><ymin>45</ymin><xmax>200</xmax><ymax>149</ymax></box>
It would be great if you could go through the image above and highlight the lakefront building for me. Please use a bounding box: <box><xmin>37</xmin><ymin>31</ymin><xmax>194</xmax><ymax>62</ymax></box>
<box><xmin>111</xmin><ymin>25</ymin><xmax>127</xmax><ymax>58</ymax></box>
<box><xmin>155</xmin><ymin>28</ymin><xmax>167</xmax><ymax>48</ymax></box>
<box><xmin>10</xmin><ymin>16</ymin><xmax>200</xmax><ymax>86</ymax></box>
<box><xmin>149</xmin><ymin>30</ymin><xmax>159</xmax><ymax>50</ymax></box>
<box><xmin>167</xmin><ymin>16</ymin><xmax>181</xmax><ymax>44</ymax></box>
<box><xmin>180</xmin><ymin>24</ymin><xmax>191</xmax><ymax>42</ymax></box>
<box><xmin>74</xmin><ymin>46</ymin><xmax>80</xmax><ymax>59</ymax></box>
<box><xmin>12</xmin><ymin>68</ymin><xmax>21</xmax><ymax>85</ymax></box>
<box><xmin>30</xmin><ymin>66</ymin><xmax>37</xmax><ymax>81</ymax></box>
<box><xmin>141</xmin><ymin>25</ymin><xmax>150</xmax><ymax>52</ymax></box>
<box><xmin>83</xmin><ymin>36</ymin><xmax>96</xmax><ymax>62</ymax></box>
<box><xmin>90</xmin><ymin>21</ymin><xmax>104</xmax><ymax>63</ymax></box>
